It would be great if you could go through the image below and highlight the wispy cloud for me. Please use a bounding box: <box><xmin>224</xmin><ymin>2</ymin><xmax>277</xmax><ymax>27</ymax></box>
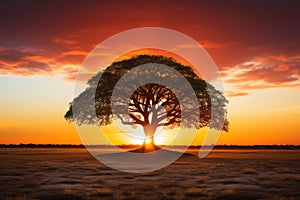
<box><xmin>0</xmin><ymin>47</ymin><xmax>80</xmax><ymax>81</ymax></box>
<box><xmin>172</xmin><ymin>41</ymin><xmax>234</xmax><ymax>51</ymax></box>
<box><xmin>226</xmin><ymin>91</ymin><xmax>248</xmax><ymax>97</ymax></box>
<box><xmin>201</xmin><ymin>41</ymin><xmax>235</xmax><ymax>49</ymax></box>
<box><xmin>222</xmin><ymin>55</ymin><xmax>300</xmax><ymax>97</ymax></box>
<box><xmin>53</xmin><ymin>38</ymin><xmax>79</xmax><ymax>45</ymax></box>
<box><xmin>61</xmin><ymin>50</ymin><xmax>89</xmax><ymax>57</ymax></box>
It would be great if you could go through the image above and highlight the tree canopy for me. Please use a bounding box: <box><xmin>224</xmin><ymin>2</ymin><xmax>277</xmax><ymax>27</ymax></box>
<box><xmin>65</xmin><ymin>55</ymin><xmax>229</xmax><ymax>151</ymax></box>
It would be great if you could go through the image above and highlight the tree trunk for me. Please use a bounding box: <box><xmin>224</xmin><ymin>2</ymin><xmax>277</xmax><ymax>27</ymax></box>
<box><xmin>140</xmin><ymin>124</ymin><xmax>160</xmax><ymax>152</ymax></box>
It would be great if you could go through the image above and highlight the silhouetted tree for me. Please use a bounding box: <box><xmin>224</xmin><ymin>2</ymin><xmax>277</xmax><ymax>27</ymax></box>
<box><xmin>65</xmin><ymin>55</ymin><xmax>229</xmax><ymax>152</ymax></box>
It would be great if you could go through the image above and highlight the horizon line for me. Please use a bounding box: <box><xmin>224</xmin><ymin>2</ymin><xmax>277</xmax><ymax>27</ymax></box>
<box><xmin>1</xmin><ymin>143</ymin><xmax>300</xmax><ymax>149</ymax></box>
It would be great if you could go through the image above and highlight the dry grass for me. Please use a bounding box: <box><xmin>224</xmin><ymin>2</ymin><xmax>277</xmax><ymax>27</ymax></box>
<box><xmin>5</xmin><ymin>196</ymin><xmax>29</xmax><ymax>200</ymax></box>
<box><xmin>0</xmin><ymin>148</ymin><xmax>300</xmax><ymax>199</ymax></box>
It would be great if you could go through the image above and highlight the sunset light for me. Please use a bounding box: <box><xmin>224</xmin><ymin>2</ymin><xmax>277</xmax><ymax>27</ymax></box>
<box><xmin>0</xmin><ymin>0</ymin><xmax>299</xmax><ymax>146</ymax></box>
<box><xmin>145</xmin><ymin>137</ymin><xmax>152</xmax><ymax>145</ymax></box>
<box><xmin>1</xmin><ymin>1</ymin><xmax>299</xmax><ymax>199</ymax></box>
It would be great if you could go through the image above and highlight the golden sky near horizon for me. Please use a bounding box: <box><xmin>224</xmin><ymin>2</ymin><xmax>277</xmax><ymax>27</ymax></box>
<box><xmin>0</xmin><ymin>1</ymin><xmax>299</xmax><ymax>145</ymax></box>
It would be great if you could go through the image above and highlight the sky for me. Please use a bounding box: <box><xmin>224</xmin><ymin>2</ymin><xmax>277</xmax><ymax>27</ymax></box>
<box><xmin>0</xmin><ymin>0</ymin><xmax>299</xmax><ymax>145</ymax></box>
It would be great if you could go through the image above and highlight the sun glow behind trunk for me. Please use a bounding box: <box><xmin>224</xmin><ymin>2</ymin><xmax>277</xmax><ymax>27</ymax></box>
<box><xmin>145</xmin><ymin>137</ymin><xmax>152</xmax><ymax>144</ymax></box>
<box><xmin>100</xmin><ymin>123</ymin><xmax>188</xmax><ymax>146</ymax></box>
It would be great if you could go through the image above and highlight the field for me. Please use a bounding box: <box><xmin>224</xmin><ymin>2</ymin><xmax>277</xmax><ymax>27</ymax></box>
<box><xmin>0</xmin><ymin>148</ymin><xmax>300</xmax><ymax>200</ymax></box>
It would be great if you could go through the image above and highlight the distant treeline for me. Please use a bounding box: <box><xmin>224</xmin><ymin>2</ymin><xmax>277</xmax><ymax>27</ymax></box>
<box><xmin>189</xmin><ymin>145</ymin><xmax>300</xmax><ymax>150</ymax></box>
<box><xmin>0</xmin><ymin>143</ymin><xmax>300</xmax><ymax>150</ymax></box>
<box><xmin>0</xmin><ymin>144</ymin><xmax>138</xmax><ymax>149</ymax></box>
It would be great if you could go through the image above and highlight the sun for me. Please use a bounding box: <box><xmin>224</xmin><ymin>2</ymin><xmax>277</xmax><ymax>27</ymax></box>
<box><xmin>145</xmin><ymin>137</ymin><xmax>152</xmax><ymax>145</ymax></box>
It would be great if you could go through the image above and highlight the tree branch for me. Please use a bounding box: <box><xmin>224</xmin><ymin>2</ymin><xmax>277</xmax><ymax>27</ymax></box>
<box><xmin>129</xmin><ymin>113</ymin><xmax>145</xmax><ymax>126</ymax></box>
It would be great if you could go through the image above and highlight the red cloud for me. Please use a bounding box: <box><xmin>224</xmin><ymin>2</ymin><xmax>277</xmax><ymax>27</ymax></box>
<box><xmin>237</xmin><ymin>56</ymin><xmax>300</xmax><ymax>84</ymax></box>
<box><xmin>53</xmin><ymin>38</ymin><xmax>79</xmax><ymax>45</ymax></box>
<box><xmin>221</xmin><ymin>55</ymin><xmax>300</xmax><ymax>96</ymax></box>
<box><xmin>226</xmin><ymin>92</ymin><xmax>248</xmax><ymax>97</ymax></box>
<box><xmin>0</xmin><ymin>48</ymin><xmax>80</xmax><ymax>81</ymax></box>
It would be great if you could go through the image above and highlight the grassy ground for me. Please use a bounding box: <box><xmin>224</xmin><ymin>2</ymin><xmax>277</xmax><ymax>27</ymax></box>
<box><xmin>0</xmin><ymin>148</ymin><xmax>300</xmax><ymax>199</ymax></box>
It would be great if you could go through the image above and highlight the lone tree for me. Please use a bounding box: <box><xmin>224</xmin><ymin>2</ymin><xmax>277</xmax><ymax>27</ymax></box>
<box><xmin>65</xmin><ymin>55</ymin><xmax>229</xmax><ymax>152</ymax></box>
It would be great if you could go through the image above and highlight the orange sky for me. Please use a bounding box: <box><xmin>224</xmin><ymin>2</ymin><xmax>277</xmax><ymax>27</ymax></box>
<box><xmin>0</xmin><ymin>1</ymin><xmax>299</xmax><ymax>145</ymax></box>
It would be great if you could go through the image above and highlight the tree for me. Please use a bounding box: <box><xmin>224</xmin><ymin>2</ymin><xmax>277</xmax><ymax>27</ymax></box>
<box><xmin>65</xmin><ymin>55</ymin><xmax>229</xmax><ymax>152</ymax></box>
